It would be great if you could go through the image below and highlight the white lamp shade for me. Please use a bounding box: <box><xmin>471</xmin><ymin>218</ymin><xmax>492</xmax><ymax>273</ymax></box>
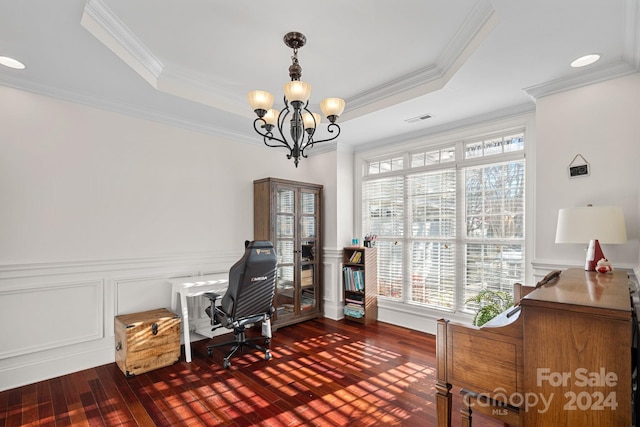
<box><xmin>283</xmin><ymin>81</ymin><xmax>311</xmax><ymax>103</ymax></box>
<box><xmin>247</xmin><ymin>90</ymin><xmax>274</xmax><ymax>111</ymax></box>
<box><xmin>302</xmin><ymin>112</ymin><xmax>321</xmax><ymax>130</ymax></box>
<box><xmin>555</xmin><ymin>206</ymin><xmax>627</xmax><ymax>244</ymax></box>
<box><xmin>320</xmin><ymin>97</ymin><xmax>345</xmax><ymax>118</ymax></box>
<box><xmin>263</xmin><ymin>109</ymin><xmax>279</xmax><ymax>126</ymax></box>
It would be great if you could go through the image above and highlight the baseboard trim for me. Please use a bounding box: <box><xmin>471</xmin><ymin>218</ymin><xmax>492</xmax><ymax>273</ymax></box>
<box><xmin>0</xmin><ymin>338</ymin><xmax>114</xmax><ymax>392</ymax></box>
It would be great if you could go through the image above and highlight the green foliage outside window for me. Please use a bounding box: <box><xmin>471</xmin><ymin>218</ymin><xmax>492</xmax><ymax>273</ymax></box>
<box><xmin>465</xmin><ymin>289</ymin><xmax>514</xmax><ymax>326</ymax></box>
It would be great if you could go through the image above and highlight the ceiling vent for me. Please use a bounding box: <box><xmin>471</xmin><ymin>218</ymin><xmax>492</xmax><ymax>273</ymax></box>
<box><xmin>405</xmin><ymin>114</ymin><xmax>432</xmax><ymax>123</ymax></box>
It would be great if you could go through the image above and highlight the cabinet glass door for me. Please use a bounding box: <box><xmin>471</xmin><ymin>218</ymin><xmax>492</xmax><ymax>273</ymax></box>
<box><xmin>276</xmin><ymin>188</ymin><xmax>295</xmax><ymax>320</ymax></box>
<box><xmin>299</xmin><ymin>190</ymin><xmax>318</xmax><ymax>315</ymax></box>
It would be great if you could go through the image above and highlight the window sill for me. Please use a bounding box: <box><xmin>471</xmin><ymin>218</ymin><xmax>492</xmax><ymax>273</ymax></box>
<box><xmin>377</xmin><ymin>297</ymin><xmax>474</xmax><ymax>335</ymax></box>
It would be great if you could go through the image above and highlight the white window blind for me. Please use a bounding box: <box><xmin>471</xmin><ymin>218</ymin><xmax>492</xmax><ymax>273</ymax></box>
<box><xmin>362</xmin><ymin>176</ymin><xmax>404</xmax><ymax>298</ymax></box>
<box><xmin>407</xmin><ymin>169</ymin><xmax>456</xmax><ymax>308</ymax></box>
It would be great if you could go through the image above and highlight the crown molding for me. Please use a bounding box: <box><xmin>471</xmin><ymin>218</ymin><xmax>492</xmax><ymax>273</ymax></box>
<box><xmin>0</xmin><ymin>76</ymin><xmax>255</xmax><ymax>144</ymax></box>
<box><xmin>80</xmin><ymin>0</ymin><xmax>265</xmax><ymax>119</ymax></box>
<box><xmin>81</xmin><ymin>0</ymin><xmax>163</xmax><ymax>86</ymax></box>
<box><xmin>623</xmin><ymin>0</ymin><xmax>640</xmax><ymax>70</ymax></box>
<box><xmin>526</xmin><ymin>0</ymin><xmax>640</xmax><ymax>100</ymax></box>
<box><xmin>438</xmin><ymin>0</ymin><xmax>499</xmax><ymax>77</ymax></box>
<box><xmin>342</xmin><ymin>1</ymin><xmax>498</xmax><ymax>121</ymax></box>
<box><xmin>158</xmin><ymin>64</ymin><xmax>251</xmax><ymax>118</ymax></box>
<box><xmin>16</xmin><ymin>0</ymin><xmax>636</xmax><ymax>150</ymax></box>
<box><xmin>81</xmin><ymin>0</ymin><xmax>497</xmax><ymax>125</ymax></box>
<box><xmin>523</xmin><ymin>61</ymin><xmax>637</xmax><ymax>100</ymax></box>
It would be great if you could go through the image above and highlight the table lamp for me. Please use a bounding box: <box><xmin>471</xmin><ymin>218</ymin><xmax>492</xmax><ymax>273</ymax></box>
<box><xmin>555</xmin><ymin>205</ymin><xmax>627</xmax><ymax>271</ymax></box>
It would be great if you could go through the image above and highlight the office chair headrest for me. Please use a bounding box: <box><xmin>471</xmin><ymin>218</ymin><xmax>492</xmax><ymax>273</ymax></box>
<box><xmin>247</xmin><ymin>240</ymin><xmax>273</xmax><ymax>248</ymax></box>
<box><xmin>246</xmin><ymin>240</ymin><xmax>275</xmax><ymax>253</ymax></box>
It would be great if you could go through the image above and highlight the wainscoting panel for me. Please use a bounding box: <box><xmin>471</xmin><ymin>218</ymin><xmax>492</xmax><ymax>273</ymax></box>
<box><xmin>0</xmin><ymin>251</ymin><xmax>240</xmax><ymax>392</ymax></box>
<box><xmin>0</xmin><ymin>279</ymin><xmax>104</xmax><ymax>359</ymax></box>
<box><xmin>322</xmin><ymin>248</ymin><xmax>342</xmax><ymax>320</ymax></box>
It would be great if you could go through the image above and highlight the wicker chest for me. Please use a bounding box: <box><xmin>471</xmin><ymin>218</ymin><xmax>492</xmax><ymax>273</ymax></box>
<box><xmin>114</xmin><ymin>308</ymin><xmax>181</xmax><ymax>377</ymax></box>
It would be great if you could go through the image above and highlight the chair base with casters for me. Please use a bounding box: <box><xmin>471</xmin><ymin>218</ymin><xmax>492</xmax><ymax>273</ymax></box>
<box><xmin>204</xmin><ymin>293</ymin><xmax>273</xmax><ymax>369</ymax></box>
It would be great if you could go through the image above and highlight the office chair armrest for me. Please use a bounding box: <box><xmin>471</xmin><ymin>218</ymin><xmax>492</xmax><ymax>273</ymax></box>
<box><xmin>203</xmin><ymin>292</ymin><xmax>222</xmax><ymax>301</ymax></box>
<box><xmin>204</xmin><ymin>292</ymin><xmax>223</xmax><ymax>326</ymax></box>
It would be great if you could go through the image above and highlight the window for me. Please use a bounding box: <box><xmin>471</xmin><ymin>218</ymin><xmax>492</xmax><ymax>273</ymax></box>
<box><xmin>368</xmin><ymin>156</ymin><xmax>404</xmax><ymax>175</ymax></box>
<box><xmin>411</xmin><ymin>146</ymin><xmax>456</xmax><ymax>168</ymax></box>
<box><xmin>463</xmin><ymin>160</ymin><xmax>525</xmax><ymax>306</ymax></box>
<box><xmin>362</xmin><ymin>132</ymin><xmax>525</xmax><ymax>314</ymax></box>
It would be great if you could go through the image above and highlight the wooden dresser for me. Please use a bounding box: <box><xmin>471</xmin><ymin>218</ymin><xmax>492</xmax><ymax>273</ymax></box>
<box><xmin>436</xmin><ymin>268</ymin><xmax>634</xmax><ymax>426</ymax></box>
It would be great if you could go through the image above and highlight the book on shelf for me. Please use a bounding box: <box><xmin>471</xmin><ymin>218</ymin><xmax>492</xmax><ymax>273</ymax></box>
<box><xmin>344</xmin><ymin>304</ymin><xmax>364</xmax><ymax>318</ymax></box>
<box><xmin>348</xmin><ymin>251</ymin><xmax>362</xmax><ymax>263</ymax></box>
<box><xmin>343</xmin><ymin>266</ymin><xmax>365</xmax><ymax>292</ymax></box>
<box><xmin>345</xmin><ymin>295</ymin><xmax>364</xmax><ymax>305</ymax></box>
<box><xmin>301</xmin><ymin>288</ymin><xmax>315</xmax><ymax>310</ymax></box>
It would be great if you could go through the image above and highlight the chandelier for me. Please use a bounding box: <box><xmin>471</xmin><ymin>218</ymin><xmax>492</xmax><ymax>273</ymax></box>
<box><xmin>247</xmin><ymin>32</ymin><xmax>345</xmax><ymax>167</ymax></box>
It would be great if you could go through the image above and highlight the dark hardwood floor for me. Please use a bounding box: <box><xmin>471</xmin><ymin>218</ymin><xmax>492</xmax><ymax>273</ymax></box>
<box><xmin>0</xmin><ymin>319</ymin><xmax>502</xmax><ymax>426</ymax></box>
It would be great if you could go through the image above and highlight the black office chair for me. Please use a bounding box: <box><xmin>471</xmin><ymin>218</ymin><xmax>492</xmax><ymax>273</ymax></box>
<box><xmin>204</xmin><ymin>240</ymin><xmax>277</xmax><ymax>368</ymax></box>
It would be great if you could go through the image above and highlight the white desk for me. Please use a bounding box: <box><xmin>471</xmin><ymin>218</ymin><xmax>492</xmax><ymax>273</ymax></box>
<box><xmin>169</xmin><ymin>273</ymin><xmax>228</xmax><ymax>362</ymax></box>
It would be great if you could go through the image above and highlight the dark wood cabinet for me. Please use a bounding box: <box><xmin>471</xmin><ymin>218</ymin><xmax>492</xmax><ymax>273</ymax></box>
<box><xmin>254</xmin><ymin>177</ymin><xmax>322</xmax><ymax>329</ymax></box>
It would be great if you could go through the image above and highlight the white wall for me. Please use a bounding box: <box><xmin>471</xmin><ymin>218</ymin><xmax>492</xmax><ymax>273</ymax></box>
<box><xmin>3</xmin><ymin>71</ymin><xmax>638</xmax><ymax>391</ymax></box>
<box><xmin>533</xmin><ymin>73</ymin><xmax>640</xmax><ymax>273</ymax></box>
<box><xmin>0</xmin><ymin>85</ymin><xmax>336</xmax><ymax>391</ymax></box>
<box><xmin>0</xmin><ymin>87</ymin><xmax>330</xmax><ymax>263</ymax></box>
<box><xmin>302</xmin><ymin>148</ymin><xmax>356</xmax><ymax>320</ymax></box>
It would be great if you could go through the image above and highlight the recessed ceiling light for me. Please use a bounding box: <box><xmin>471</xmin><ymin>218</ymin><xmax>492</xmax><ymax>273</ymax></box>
<box><xmin>570</xmin><ymin>54</ymin><xmax>600</xmax><ymax>68</ymax></box>
<box><xmin>0</xmin><ymin>56</ymin><xmax>26</xmax><ymax>70</ymax></box>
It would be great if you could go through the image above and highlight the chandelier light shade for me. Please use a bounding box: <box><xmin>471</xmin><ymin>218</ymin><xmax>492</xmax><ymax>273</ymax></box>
<box><xmin>320</xmin><ymin>98</ymin><xmax>346</xmax><ymax>121</ymax></box>
<box><xmin>555</xmin><ymin>205</ymin><xmax>627</xmax><ymax>271</ymax></box>
<box><xmin>247</xmin><ymin>91</ymin><xmax>274</xmax><ymax>116</ymax></box>
<box><xmin>302</xmin><ymin>112</ymin><xmax>320</xmax><ymax>130</ymax></box>
<box><xmin>283</xmin><ymin>81</ymin><xmax>312</xmax><ymax>104</ymax></box>
<box><xmin>263</xmin><ymin>109</ymin><xmax>279</xmax><ymax>127</ymax></box>
<box><xmin>248</xmin><ymin>31</ymin><xmax>345</xmax><ymax>167</ymax></box>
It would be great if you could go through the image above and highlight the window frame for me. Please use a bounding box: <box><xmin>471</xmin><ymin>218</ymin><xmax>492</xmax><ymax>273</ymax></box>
<box><xmin>354</xmin><ymin>115</ymin><xmax>535</xmax><ymax>322</ymax></box>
